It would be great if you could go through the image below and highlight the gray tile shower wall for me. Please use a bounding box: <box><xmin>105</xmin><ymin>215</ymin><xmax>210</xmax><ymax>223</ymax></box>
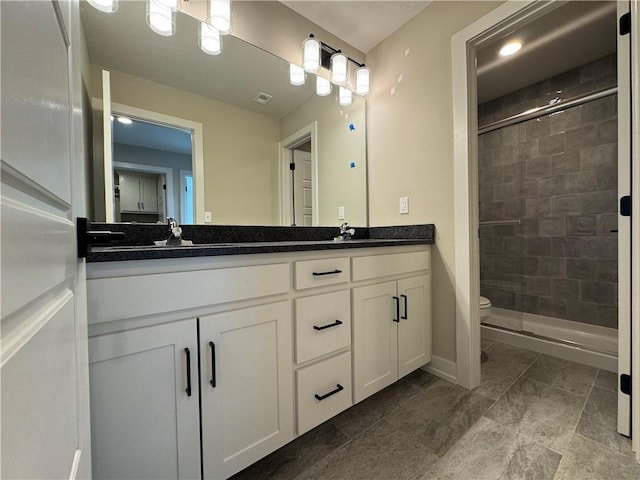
<box><xmin>478</xmin><ymin>55</ymin><xmax>618</xmax><ymax>329</ymax></box>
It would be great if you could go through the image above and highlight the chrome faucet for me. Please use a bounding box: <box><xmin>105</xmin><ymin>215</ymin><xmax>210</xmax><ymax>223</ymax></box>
<box><xmin>338</xmin><ymin>222</ymin><xmax>355</xmax><ymax>241</ymax></box>
<box><xmin>166</xmin><ymin>217</ymin><xmax>183</xmax><ymax>245</ymax></box>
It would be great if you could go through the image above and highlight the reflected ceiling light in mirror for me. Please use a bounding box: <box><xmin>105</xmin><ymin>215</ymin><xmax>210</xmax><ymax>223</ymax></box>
<box><xmin>147</xmin><ymin>0</ymin><xmax>175</xmax><ymax>36</ymax></box>
<box><xmin>303</xmin><ymin>35</ymin><xmax>321</xmax><ymax>72</ymax></box>
<box><xmin>331</xmin><ymin>53</ymin><xmax>348</xmax><ymax>85</ymax></box>
<box><xmin>87</xmin><ymin>0</ymin><xmax>118</xmax><ymax>13</ymax></box>
<box><xmin>355</xmin><ymin>66</ymin><xmax>370</xmax><ymax>96</ymax></box>
<box><xmin>209</xmin><ymin>0</ymin><xmax>232</xmax><ymax>35</ymax></box>
<box><xmin>199</xmin><ymin>22</ymin><xmax>222</xmax><ymax>55</ymax></box>
<box><xmin>316</xmin><ymin>76</ymin><xmax>332</xmax><ymax>96</ymax></box>
<box><xmin>117</xmin><ymin>116</ymin><xmax>133</xmax><ymax>125</ymax></box>
<box><xmin>338</xmin><ymin>86</ymin><xmax>353</xmax><ymax>106</ymax></box>
<box><xmin>289</xmin><ymin>64</ymin><xmax>306</xmax><ymax>86</ymax></box>
<box><xmin>499</xmin><ymin>41</ymin><xmax>522</xmax><ymax>57</ymax></box>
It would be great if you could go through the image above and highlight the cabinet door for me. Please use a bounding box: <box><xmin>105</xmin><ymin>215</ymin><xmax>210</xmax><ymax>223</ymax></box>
<box><xmin>398</xmin><ymin>275</ymin><xmax>431</xmax><ymax>378</ymax></box>
<box><xmin>118</xmin><ymin>173</ymin><xmax>141</xmax><ymax>212</ymax></box>
<box><xmin>88</xmin><ymin>319</ymin><xmax>200</xmax><ymax>480</ymax></box>
<box><xmin>352</xmin><ymin>281</ymin><xmax>398</xmax><ymax>403</ymax></box>
<box><xmin>140</xmin><ymin>175</ymin><xmax>159</xmax><ymax>213</ymax></box>
<box><xmin>200</xmin><ymin>301</ymin><xmax>294</xmax><ymax>479</ymax></box>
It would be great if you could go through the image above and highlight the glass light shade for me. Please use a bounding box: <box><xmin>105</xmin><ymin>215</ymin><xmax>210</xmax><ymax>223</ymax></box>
<box><xmin>355</xmin><ymin>66</ymin><xmax>370</xmax><ymax>96</ymax></box>
<box><xmin>338</xmin><ymin>86</ymin><xmax>353</xmax><ymax>106</ymax></box>
<box><xmin>152</xmin><ymin>0</ymin><xmax>180</xmax><ymax>11</ymax></box>
<box><xmin>316</xmin><ymin>76</ymin><xmax>331</xmax><ymax>96</ymax></box>
<box><xmin>302</xmin><ymin>37</ymin><xmax>321</xmax><ymax>72</ymax></box>
<box><xmin>209</xmin><ymin>0</ymin><xmax>232</xmax><ymax>35</ymax></box>
<box><xmin>289</xmin><ymin>64</ymin><xmax>305</xmax><ymax>86</ymax></box>
<box><xmin>87</xmin><ymin>0</ymin><xmax>118</xmax><ymax>13</ymax></box>
<box><xmin>147</xmin><ymin>0</ymin><xmax>175</xmax><ymax>36</ymax></box>
<box><xmin>331</xmin><ymin>53</ymin><xmax>348</xmax><ymax>85</ymax></box>
<box><xmin>199</xmin><ymin>22</ymin><xmax>222</xmax><ymax>55</ymax></box>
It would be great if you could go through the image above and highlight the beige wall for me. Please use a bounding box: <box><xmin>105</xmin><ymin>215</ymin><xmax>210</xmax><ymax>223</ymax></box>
<box><xmin>365</xmin><ymin>1</ymin><xmax>503</xmax><ymax>362</ymax></box>
<box><xmin>90</xmin><ymin>65</ymin><xmax>280</xmax><ymax>225</ymax></box>
<box><xmin>280</xmin><ymin>95</ymin><xmax>367</xmax><ymax>226</ymax></box>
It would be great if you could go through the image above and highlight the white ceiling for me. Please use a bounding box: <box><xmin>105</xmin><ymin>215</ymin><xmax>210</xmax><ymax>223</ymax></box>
<box><xmin>280</xmin><ymin>1</ymin><xmax>431</xmax><ymax>54</ymax></box>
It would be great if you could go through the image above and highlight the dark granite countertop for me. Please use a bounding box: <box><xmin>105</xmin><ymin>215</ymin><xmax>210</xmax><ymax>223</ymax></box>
<box><xmin>85</xmin><ymin>224</ymin><xmax>435</xmax><ymax>262</ymax></box>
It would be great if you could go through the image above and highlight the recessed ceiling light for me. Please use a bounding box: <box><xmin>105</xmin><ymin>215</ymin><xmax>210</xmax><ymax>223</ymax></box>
<box><xmin>499</xmin><ymin>41</ymin><xmax>522</xmax><ymax>57</ymax></box>
<box><xmin>117</xmin><ymin>116</ymin><xmax>133</xmax><ymax>125</ymax></box>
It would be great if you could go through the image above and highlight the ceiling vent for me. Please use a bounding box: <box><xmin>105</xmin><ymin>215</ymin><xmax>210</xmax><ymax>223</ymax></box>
<box><xmin>252</xmin><ymin>92</ymin><xmax>273</xmax><ymax>105</ymax></box>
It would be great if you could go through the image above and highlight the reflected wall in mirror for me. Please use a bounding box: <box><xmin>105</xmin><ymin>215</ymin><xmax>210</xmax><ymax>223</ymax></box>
<box><xmin>81</xmin><ymin>0</ymin><xmax>367</xmax><ymax>226</ymax></box>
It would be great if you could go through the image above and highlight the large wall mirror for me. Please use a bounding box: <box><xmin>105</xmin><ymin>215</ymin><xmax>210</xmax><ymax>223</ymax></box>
<box><xmin>81</xmin><ymin>1</ymin><xmax>367</xmax><ymax>226</ymax></box>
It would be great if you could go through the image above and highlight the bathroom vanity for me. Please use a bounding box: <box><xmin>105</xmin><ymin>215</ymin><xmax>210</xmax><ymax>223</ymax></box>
<box><xmin>85</xmin><ymin>225</ymin><xmax>434</xmax><ymax>479</ymax></box>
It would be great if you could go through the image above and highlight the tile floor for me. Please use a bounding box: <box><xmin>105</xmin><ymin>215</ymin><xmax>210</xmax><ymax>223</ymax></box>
<box><xmin>232</xmin><ymin>340</ymin><xmax>640</xmax><ymax>480</ymax></box>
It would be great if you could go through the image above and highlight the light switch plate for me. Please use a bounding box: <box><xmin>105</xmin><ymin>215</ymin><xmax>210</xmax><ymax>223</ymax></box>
<box><xmin>204</xmin><ymin>211</ymin><xmax>212</xmax><ymax>223</ymax></box>
<box><xmin>338</xmin><ymin>206</ymin><xmax>345</xmax><ymax>220</ymax></box>
<box><xmin>399</xmin><ymin>197</ymin><xmax>409</xmax><ymax>214</ymax></box>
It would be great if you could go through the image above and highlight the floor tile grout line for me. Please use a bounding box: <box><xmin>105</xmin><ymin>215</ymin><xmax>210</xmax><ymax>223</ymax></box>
<box><xmin>482</xmin><ymin>349</ymin><xmax>542</xmax><ymax>407</ymax></box>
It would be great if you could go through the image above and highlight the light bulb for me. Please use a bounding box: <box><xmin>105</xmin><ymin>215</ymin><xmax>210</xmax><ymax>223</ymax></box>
<box><xmin>289</xmin><ymin>64</ymin><xmax>305</xmax><ymax>86</ymax></box>
<box><xmin>146</xmin><ymin>0</ymin><xmax>175</xmax><ymax>36</ymax></box>
<box><xmin>355</xmin><ymin>66</ymin><xmax>370</xmax><ymax>96</ymax></box>
<box><xmin>338</xmin><ymin>86</ymin><xmax>352</xmax><ymax>106</ymax></box>
<box><xmin>199</xmin><ymin>22</ymin><xmax>222</xmax><ymax>55</ymax></box>
<box><xmin>209</xmin><ymin>0</ymin><xmax>232</xmax><ymax>35</ymax></box>
<box><xmin>303</xmin><ymin>36</ymin><xmax>321</xmax><ymax>72</ymax></box>
<box><xmin>87</xmin><ymin>0</ymin><xmax>118</xmax><ymax>13</ymax></box>
<box><xmin>316</xmin><ymin>76</ymin><xmax>331</xmax><ymax>96</ymax></box>
<box><xmin>331</xmin><ymin>53</ymin><xmax>348</xmax><ymax>85</ymax></box>
<box><xmin>499</xmin><ymin>41</ymin><xmax>522</xmax><ymax>57</ymax></box>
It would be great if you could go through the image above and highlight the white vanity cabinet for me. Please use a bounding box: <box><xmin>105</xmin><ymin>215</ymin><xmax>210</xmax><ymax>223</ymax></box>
<box><xmin>199</xmin><ymin>302</ymin><xmax>294</xmax><ymax>479</ymax></box>
<box><xmin>88</xmin><ymin>319</ymin><xmax>201</xmax><ymax>480</ymax></box>
<box><xmin>352</xmin><ymin>251</ymin><xmax>431</xmax><ymax>403</ymax></box>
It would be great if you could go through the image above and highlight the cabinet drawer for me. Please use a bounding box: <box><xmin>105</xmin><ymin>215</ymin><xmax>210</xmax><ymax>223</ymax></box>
<box><xmin>296</xmin><ymin>351</ymin><xmax>352</xmax><ymax>435</ymax></box>
<box><xmin>295</xmin><ymin>290</ymin><xmax>351</xmax><ymax>364</ymax></box>
<box><xmin>294</xmin><ymin>257</ymin><xmax>350</xmax><ymax>290</ymax></box>
<box><xmin>351</xmin><ymin>250</ymin><xmax>430</xmax><ymax>282</ymax></box>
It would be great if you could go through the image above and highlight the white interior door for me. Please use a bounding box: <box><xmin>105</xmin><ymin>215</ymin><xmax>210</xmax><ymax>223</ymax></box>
<box><xmin>617</xmin><ymin>0</ymin><xmax>632</xmax><ymax>438</ymax></box>
<box><xmin>293</xmin><ymin>149</ymin><xmax>313</xmax><ymax>226</ymax></box>
<box><xmin>1</xmin><ymin>1</ymin><xmax>90</xmax><ymax>478</ymax></box>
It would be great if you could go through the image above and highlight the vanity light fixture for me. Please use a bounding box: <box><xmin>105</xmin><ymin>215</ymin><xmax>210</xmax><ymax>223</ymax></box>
<box><xmin>87</xmin><ymin>0</ymin><xmax>118</xmax><ymax>13</ymax></box>
<box><xmin>355</xmin><ymin>66</ymin><xmax>370</xmax><ymax>96</ymax></box>
<box><xmin>338</xmin><ymin>86</ymin><xmax>353</xmax><ymax>106</ymax></box>
<box><xmin>209</xmin><ymin>0</ymin><xmax>232</xmax><ymax>35</ymax></box>
<box><xmin>147</xmin><ymin>0</ymin><xmax>175</xmax><ymax>36</ymax></box>
<box><xmin>199</xmin><ymin>22</ymin><xmax>222</xmax><ymax>55</ymax></box>
<box><xmin>154</xmin><ymin>0</ymin><xmax>181</xmax><ymax>11</ymax></box>
<box><xmin>302</xmin><ymin>35</ymin><xmax>321</xmax><ymax>72</ymax></box>
<box><xmin>316</xmin><ymin>76</ymin><xmax>332</xmax><ymax>96</ymax></box>
<box><xmin>331</xmin><ymin>52</ymin><xmax>348</xmax><ymax>86</ymax></box>
<box><xmin>499</xmin><ymin>41</ymin><xmax>522</xmax><ymax>57</ymax></box>
<box><xmin>289</xmin><ymin>64</ymin><xmax>306</xmax><ymax>86</ymax></box>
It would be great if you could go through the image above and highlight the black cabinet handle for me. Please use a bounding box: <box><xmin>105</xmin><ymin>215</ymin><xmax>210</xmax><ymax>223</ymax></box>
<box><xmin>401</xmin><ymin>294</ymin><xmax>408</xmax><ymax>320</ymax></box>
<box><xmin>312</xmin><ymin>269</ymin><xmax>342</xmax><ymax>276</ymax></box>
<box><xmin>393</xmin><ymin>296</ymin><xmax>400</xmax><ymax>323</ymax></box>
<box><xmin>314</xmin><ymin>384</ymin><xmax>344</xmax><ymax>401</ymax></box>
<box><xmin>313</xmin><ymin>319</ymin><xmax>343</xmax><ymax>331</ymax></box>
<box><xmin>184</xmin><ymin>348</ymin><xmax>192</xmax><ymax>397</ymax></box>
<box><xmin>209</xmin><ymin>341</ymin><xmax>216</xmax><ymax>388</ymax></box>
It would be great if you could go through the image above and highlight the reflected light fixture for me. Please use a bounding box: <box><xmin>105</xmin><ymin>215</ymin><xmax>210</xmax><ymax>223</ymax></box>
<box><xmin>302</xmin><ymin>35</ymin><xmax>321</xmax><ymax>72</ymax></box>
<box><xmin>316</xmin><ymin>76</ymin><xmax>332</xmax><ymax>96</ymax></box>
<box><xmin>117</xmin><ymin>116</ymin><xmax>133</xmax><ymax>124</ymax></box>
<box><xmin>331</xmin><ymin>52</ymin><xmax>348</xmax><ymax>85</ymax></box>
<box><xmin>355</xmin><ymin>66</ymin><xmax>370</xmax><ymax>96</ymax></box>
<box><xmin>499</xmin><ymin>41</ymin><xmax>522</xmax><ymax>57</ymax></box>
<box><xmin>147</xmin><ymin>0</ymin><xmax>175</xmax><ymax>36</ymax></box>
<box><xmin>199</xmin><ymin>22</ymin><xmax>222</xmax><ymax>55</ymax></box>
<box><xmin>338</xmin><ymin>86</ymin><xmax>353</xmax><ymax>106</ymax></box>
<box><xmin>289</xmin><ymin>64</ymin><xmax>306</xmax><ymax>86</ymax></box>
<box><xmin>209</xmin><ymin>0</ymin><xmax>232</xmax><ymax>35</ymax></box>
<box><xmin>87</xmin><ymin>0</ymin><xmax>118</xmax><ymax>13</ymax></box>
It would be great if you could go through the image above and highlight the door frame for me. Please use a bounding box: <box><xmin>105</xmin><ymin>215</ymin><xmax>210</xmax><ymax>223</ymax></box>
<box><xmin>278</xmin><ymin>122</ymin><xmax>318</xmax><ymax>226</ymax></box>
<box><xmin>179</xmin><ymin>169</ymin><xmax>194</xmax><ymax>224</ymax></box>
<box><xmin>113</xmin><ymin>161</ymin><xmax>174</xmax><ymax>219</ymax></box>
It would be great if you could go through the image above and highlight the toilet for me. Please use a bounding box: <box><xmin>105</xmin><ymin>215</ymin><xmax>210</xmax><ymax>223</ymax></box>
<box><xmin>480</xmin><ymin>296</ymin><xmax>492</xmax><ymax>323</ymax></box>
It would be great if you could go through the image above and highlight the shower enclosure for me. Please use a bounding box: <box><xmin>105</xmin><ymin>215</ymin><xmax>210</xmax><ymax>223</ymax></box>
<box><xmin>477</xmin><ymin>55</ymin><xmax>618</xmax><ymax>356</ymax></box>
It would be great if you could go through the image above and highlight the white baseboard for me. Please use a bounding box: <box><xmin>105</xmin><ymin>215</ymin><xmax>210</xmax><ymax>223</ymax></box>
<box><xmin>482</xmin><ymin>325</ymin><xmax>617</xmax><ymax>372</ymax></box>
<box><xmin>422</xmin><ymin>355</ymin><xmax>457</xmax><ymax>384</ymax></box>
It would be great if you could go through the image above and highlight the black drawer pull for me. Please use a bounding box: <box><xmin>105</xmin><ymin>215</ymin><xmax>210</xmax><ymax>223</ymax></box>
<box><xmin>184</xmin><ymin>348</ymin><xmax>192</xmax><ymax>397</ymax></box>
<box><xmin>312</xmin><ymin>269</ymin><xmax>342</xmax><ymax>276</ymax></box>
<box><xmin>209</xmin><ymin>341</ymin><xmax>216</xmax><ymax>388</ymax></box>
<box><xmin>314</xmin><ymin>319</ymin><xmax>343</xmax><ymax>331</ymax></box>
<box><xmin>315</xmin><ymin>384</ymin><xmax>344</xmax><ymax>401</ymax></box>
<box><xmin>401</xmin><ymin>294</ymin><xmax>408</xmax><ymax>320</ymax></box>
<box><xmin>393</xmin><ymin>296</ymin><xmax>400</xmax><ymax>322</ymax></box>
